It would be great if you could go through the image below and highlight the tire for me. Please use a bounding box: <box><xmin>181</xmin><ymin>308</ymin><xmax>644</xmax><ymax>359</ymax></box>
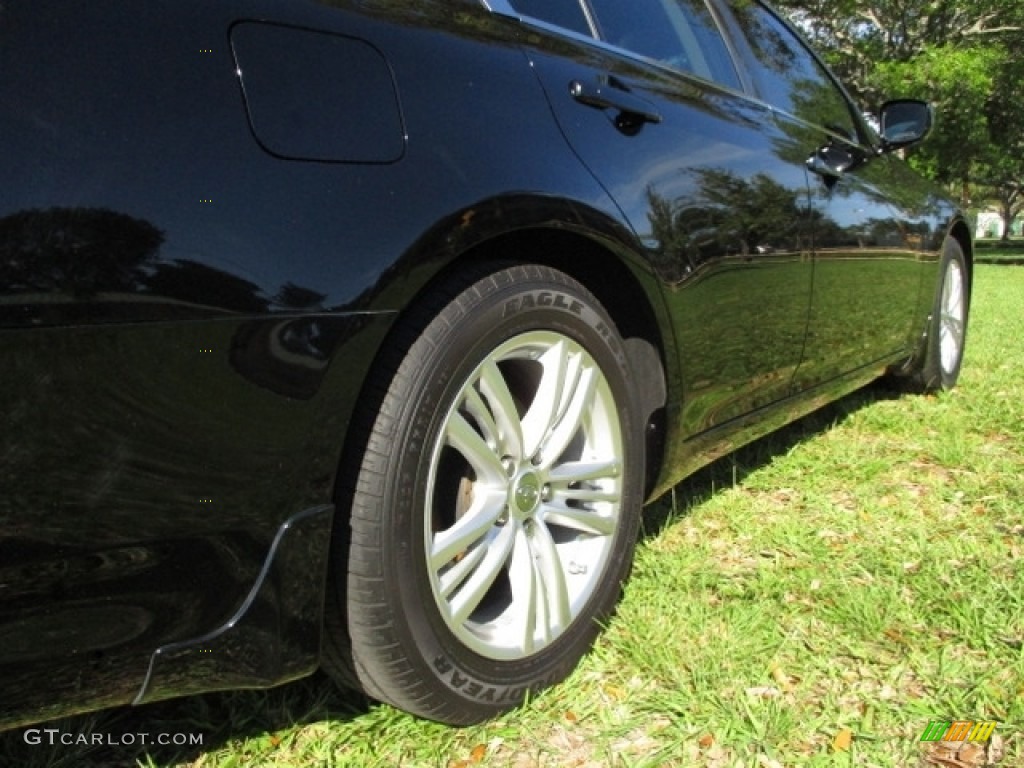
<box><xmin>896</xmin><ymin>237</ymin><xmax>970</xmax><ymax>393</ymax></box>
<box><xmin>323</xmin><ymin>264</ymin><xmax>645</xmax><ymax>725</ymax></box>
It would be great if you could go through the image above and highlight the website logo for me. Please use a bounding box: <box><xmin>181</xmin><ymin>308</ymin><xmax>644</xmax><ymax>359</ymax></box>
<box><xmin>920</xmin><ymin>720</ymin><xmax>998</xmax><ymax>743</ymax></box>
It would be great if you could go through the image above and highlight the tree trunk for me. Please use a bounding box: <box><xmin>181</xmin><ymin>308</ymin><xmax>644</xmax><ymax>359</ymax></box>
<box><xmin>1000</xmin><ymin>187</ymin><xmax>1022</xmax><ymax>242</ymax></box>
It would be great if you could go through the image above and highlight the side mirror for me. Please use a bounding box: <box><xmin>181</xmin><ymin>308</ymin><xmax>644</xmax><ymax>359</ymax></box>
<box><xmin>878</xmin><ymin>99</ymin><xmax>933</xmax><ymax>152</ymax></box>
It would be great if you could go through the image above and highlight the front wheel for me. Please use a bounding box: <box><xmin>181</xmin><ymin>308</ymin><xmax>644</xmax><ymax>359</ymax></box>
<box><xmin>323</xmin><ymin>265</ymin><xmax>645</xmax><ymax>724</ymax></box>
<box><xmin>896</xmin><ymin>237</ymin><xmax>970</xmax><ymax>393</ymax></box>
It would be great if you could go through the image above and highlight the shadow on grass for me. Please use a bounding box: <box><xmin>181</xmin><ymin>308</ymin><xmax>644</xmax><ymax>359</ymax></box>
<box><xmin>0</xmin><ymin>671</ymin><xmax>374</xmax><ymax>768</ymax></box>
<box><xmin>640</xmin><ymin>380</ymin><xmax>901</xmax><ymax>540</ymax></box>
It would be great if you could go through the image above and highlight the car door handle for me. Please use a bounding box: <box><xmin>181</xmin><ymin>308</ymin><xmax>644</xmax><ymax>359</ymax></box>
<box><xmin>569</xmin><ymin>77</ymin><xmax>662</xmax><ymax>126</ymax></box>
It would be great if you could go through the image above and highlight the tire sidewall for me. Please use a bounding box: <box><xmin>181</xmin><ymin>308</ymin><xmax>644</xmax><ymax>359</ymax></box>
<box><xmin>372</xmin><ymin>268</ymin><xmax>644</xmax><ymax>715</ymax></box>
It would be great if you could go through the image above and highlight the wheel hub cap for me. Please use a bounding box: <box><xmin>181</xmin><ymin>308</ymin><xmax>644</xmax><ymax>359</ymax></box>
<box><xmin>512</xmin><ymin>471</ymin><xmax>541</xmax><ymax>516</ymax></box>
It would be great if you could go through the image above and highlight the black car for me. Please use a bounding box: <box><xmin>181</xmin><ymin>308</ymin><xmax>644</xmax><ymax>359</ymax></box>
<box><xmin>0</xmin><ymin>0</ymin><xmax>970</xmax><ymax>729</ymax></box>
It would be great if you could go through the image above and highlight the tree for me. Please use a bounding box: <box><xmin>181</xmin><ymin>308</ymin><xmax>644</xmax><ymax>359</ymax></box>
<box><xmin>973</xmin><ymin>53</ymin><xmax>1024</xmax><ymax>239</ymax></box>
<box><xmin>772</xmin><ymin>0</ymin><xmax>1024</xmax><ymax>209</ymax></box>
<box><xmin>870</xmin><ymin>44</ymin><xmax>1002</xmax><ymax>201</ymax></box>
<box><xmin>772</xmin><ymin>0</ymin><xmax>1023</xmax><ymax>100</ymax></box>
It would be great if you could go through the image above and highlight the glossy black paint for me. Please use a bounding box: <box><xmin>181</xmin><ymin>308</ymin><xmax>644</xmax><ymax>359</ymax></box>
<box><xmin>0</xmin><ymin>0</ymin><xmax>968</xmax><ymax>730</ymax></box>
<box><xmin>522</xmin><ymin>24</ymin><xmax>815</xmax><ymax>437</ymax></box>
<box><xmin>231</xmin><ymin>21</ymin><xmax>406</xmax><ymax>163</ymax></box>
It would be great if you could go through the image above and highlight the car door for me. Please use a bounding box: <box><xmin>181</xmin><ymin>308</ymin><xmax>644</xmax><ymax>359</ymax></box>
<box><xmin>724</xmin><ymin>2</ymin><xmax>927</xmax><ymax>389</ymax></box>
<box><xmin>488</xmin><ymin>0</ymin><xmax>815</xmax><ymax>439</ymax></box>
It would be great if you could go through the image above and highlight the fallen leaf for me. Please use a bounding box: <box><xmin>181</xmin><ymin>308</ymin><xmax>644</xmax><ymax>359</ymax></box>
<box><xmin>956</xmin><ymin>742</ymin><xmax>986</xmax><ymax>766</ymax></box>
<box><xmin>564</xmin><ymin>710</ymin><xmax>578</xmax><ymax>723</ymax></box>
<box><xmin>610</xmin><ymin>730</ymin><xmax>661</xmax><ymax>756</ymax></box>
<box><xmin>832</xmin><ymin>728</ymin><xmax>853</xmax><ymax>752</ymax></box>
<box><xmin>770</xmin><ymin>663</ymin><xmax>794</xmax><ymax>692</ymax></box>
<box><xmin>699</xmin><ymin>733</ymin><xmax>715</xmax><ymax>749</ymax></box>
<box><xmin>603</xmin><ymin>683</ymin><xmax>626</xmax><ymax>700</ymax></box>
<box><xmin>921</xmin><ymin>741</ymin><xmax>972</xmax><ymax>768</ymax></box>
<box><xmin>883</xmin><ymin>627</ymin><xmax>908</xmax><ymax>644</ymax></box>
<box><xmin>987</xmin><ymin>733</ymin><xmax>1005</xmax><ymax>764</ymax></box>
<box><xmin>470</xmin><ymin>743</ymin><xmax>487</xmax><ymax>763</ymax></box>
<box><xmin>745</xmin><ymin>686</ymin><xmax>781</xmax><ymax>698</ymax></box>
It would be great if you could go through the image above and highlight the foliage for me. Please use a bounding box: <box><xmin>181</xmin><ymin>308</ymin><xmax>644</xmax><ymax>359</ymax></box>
<box><xmin>772</xmin><ymin>0</ymin><xmax>1023</xmax><ymax>99</ymax></box>
<box><xmin>872</xmin><ymin>46</ymin><xmax>1000</xmax><ymax>185</ymax></box>
<box><xmin>773</xmin><ymin>0</ymin><xmax>1024</xmax><ymax>214</ymax></box>
<box><xmin>973</xmin><ymin>54</ymin><xmax>1024</xmax><ymax>239</ymax></box>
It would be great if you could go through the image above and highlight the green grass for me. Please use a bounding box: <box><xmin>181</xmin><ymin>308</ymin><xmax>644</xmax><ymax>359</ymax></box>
<box><xmin>3</xmin><ymin>265</ymin><xmax>1022</xmax><ymax>767</ymax></box>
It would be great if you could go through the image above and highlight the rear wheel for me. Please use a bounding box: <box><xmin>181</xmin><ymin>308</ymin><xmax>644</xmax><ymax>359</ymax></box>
<box><xmin>323</xmin><ymin>264</ymin><xmax>644</xmax><ymax>724</ymax></box>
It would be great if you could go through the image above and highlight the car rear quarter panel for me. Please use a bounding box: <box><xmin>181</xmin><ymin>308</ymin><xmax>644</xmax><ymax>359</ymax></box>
<box><xmin>0</xmin><ymin>0</ymin><xmax>644</xmax><ymax>727</ymax></box>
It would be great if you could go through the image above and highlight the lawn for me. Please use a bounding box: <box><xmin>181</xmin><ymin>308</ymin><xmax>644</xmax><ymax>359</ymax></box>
<box><xmin>3</xmin><ymin>264</ymin><xmax>1021</xmax><ymax>768</ymax></box>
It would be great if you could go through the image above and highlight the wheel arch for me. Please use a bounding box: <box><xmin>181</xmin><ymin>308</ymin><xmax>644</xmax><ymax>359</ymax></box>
<box><xmin>413</xmin><ymin>224</ymin><xmax>671</xmax><ymax>497</ymax></box>
<box><xmin>335</xmin><ymin>209</ymin><xmax>674</xmax><ymax>530</ymax></box>
<box><xmin>948</xmin><ymin>217</ymin><xmax>974</xmax><ymax>295</ymax></box>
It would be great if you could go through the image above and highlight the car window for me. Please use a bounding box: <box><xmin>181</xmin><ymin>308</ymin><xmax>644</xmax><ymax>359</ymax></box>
<box><xmin>507</xmin><ymin>0</ymin><xmax>593</xmax><ymax>37</ymax></box>
<box><xmin>506</xmin><ymin>0</ymin><xmax>741</xmax><ymax>90</ymax></box>
<box><xmin>729</xmin><ymin>1</ymin><xmax>858</xmax><ymax>141</ymax></box>
<box><xmin>588</xmin><ymin>0</ymin><xmax>739</xmax><ymax>88</ymax></box>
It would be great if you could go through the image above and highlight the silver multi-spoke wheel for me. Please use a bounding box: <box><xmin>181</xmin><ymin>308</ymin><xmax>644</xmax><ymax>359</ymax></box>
<box><xmin>892</xmin><ymin>237</ymin><xmax>969</xmax><ymax>393</ymax></box>
<box><xmin>939</xmin><ymin>256</ymin><xmax>966</xmax><ymax>376</ymax></box>
<box><xmin>324</xmin><ymin>264</ymin><xmax>643</xmax><ymax>724</ymax></box>
<box><xmin>426</xmin><ymin>332</ymin><xmax>624</xmax><ymax>660</ymax></box>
